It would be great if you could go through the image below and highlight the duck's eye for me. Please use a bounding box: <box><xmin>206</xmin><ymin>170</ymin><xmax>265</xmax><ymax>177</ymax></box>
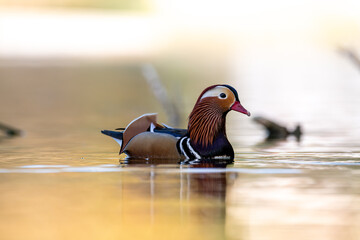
<box><xmin>219</xmin><ymin>93</ymin><xmax>227</xmax><ymax>99</ymax></box>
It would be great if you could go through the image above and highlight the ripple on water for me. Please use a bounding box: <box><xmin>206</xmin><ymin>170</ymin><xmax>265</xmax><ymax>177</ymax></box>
<box><xmin>0</xmin><ymin>164</ymin><xmax>301</xmax><ymax>174</ymax></box>
<box><xmin>271</xmin><ymin>160</ymin><xmax>360</xmax><ymax>166</ymax></box>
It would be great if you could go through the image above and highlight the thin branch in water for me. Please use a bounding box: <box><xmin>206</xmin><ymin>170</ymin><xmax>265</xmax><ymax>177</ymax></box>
<box><xmin>338</xmin><ymin>47</ymin><xmax>360</xmax><ymax>72</ymax></box>
<box><xmin>0</xmin><ymin>122</ymin><xmax>22</xmax><ymax>137</ymax></box>
<box><xmin>141</xmin><ymin>64</ymin><xmax>182</xmax><ymax>127</ymax></box>
<box><xmin>253</xmin><ymin>116</ymin><xmax>302</xmax><ymax>142</ymax></box>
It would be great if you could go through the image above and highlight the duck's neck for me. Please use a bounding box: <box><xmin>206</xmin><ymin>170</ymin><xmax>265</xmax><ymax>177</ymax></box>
<box><xmin>188</xmin><ymin>102</ymin><xmax>228</xmax><ymax>148</ymax></box>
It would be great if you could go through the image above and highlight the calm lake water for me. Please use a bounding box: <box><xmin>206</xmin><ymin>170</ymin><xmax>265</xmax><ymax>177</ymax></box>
<box><xmin>1</xmin><ymin>48</ymin><xmax>360</xmax><ymax>240</ymax></box>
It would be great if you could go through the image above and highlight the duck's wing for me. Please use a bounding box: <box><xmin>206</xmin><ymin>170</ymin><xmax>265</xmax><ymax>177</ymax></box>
<box><xmin>117</xmin><ymin>113</ymin><xmax>158</xmax><ymax>153</ymax></box>
<box><xmin>102</xmin><ymin>113</ymin><xmax>187</xmax><ymax>153</ymax></box>
<box><xmin>101</xmin><ymin>113</ymin><xmax>157</xmax><ymax>152</ymax></box>
<box><xmin>153</xmin><ymin>127</ymin><xmax>187</xmax><ymax>138</ymax></box>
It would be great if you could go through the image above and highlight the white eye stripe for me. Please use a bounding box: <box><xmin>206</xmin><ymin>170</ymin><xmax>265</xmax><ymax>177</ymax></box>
<box><xmin>200</xmin><ymin>86</ymin><xmax>229</xmax><ymax>100</ymax></box>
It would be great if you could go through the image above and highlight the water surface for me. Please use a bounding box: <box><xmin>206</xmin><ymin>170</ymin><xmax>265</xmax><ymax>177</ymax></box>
<box><xmin>0</xmin><ymin>55</ymin><xmax>360</xmax><ymax>240</ymax></box>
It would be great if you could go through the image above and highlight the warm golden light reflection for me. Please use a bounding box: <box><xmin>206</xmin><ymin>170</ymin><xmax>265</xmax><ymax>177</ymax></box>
<box><xmin>226</xmin><ymin>176</ymin><xmax>360</xmax><ymax>240</ymax></box>
<box><xmin>0</xmin><ymin>169</ymin><xmax>229</xmax><ymax>240</ymax></box>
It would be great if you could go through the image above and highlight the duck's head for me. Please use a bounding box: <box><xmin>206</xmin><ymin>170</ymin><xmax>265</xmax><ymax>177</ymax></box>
<box><xmin>192</xmin><ymin>84</ymin><xmax>250</xmax><ymax>116</ymax></box>
<box><xmin>188</xmin><ymin>84</ymin><xmax>250</xmax><ymax>147</ymax></box>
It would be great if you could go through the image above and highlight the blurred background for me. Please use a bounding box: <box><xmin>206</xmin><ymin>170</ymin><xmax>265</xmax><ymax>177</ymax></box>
<box><xmin>1</xmin><ymin>1</ymin><xmax>360</xmax><ymax>240</ymax></box>
<box><xmin>1</xmin><ymin>0</ymin><xmax>360</xmax><ymax>134</ymax></box>
<box><xmin>1</xmin><ymin>0</ymin><xmax>360</xmax><ymax>136</ymax></box>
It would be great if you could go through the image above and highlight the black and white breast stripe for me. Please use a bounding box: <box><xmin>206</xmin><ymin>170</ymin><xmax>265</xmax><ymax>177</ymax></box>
<box><xmin>177</xmin><ymin>137</ymin><xmax>201</xmax><ymax>159</ymax></box>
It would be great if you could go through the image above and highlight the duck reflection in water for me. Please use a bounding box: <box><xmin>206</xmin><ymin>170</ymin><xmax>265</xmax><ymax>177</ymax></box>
<box><xmin>123</xmin><ymin>158</ymin><xmax>232</xmax><ymax>199</ymax></box>
<box><xmin>118</xmin><ymin>158</ymin><xmax>234</xmax><ymax>229</ymax></box>
<box><xmin>180</xmin><ymin>159</ymin><xmax>233</xmax><ymax>201</ymax></box>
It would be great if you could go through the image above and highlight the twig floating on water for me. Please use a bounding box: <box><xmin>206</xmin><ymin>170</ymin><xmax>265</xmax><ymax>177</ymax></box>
<box><xmin>0</xmin><ymin>122</ymin><xmax>22</xmax><ymax>137</ymax></box>
<box><xmin>253</xmin><ymin>116</ymin><xmax>302</xmax><ymax>141</ymax></box>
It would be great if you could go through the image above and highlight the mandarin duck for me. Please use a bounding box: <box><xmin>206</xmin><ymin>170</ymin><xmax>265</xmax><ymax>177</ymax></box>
<box><xmin>101</xmin><ymin>84</ymin><xmax>250</xmax><ymax>160</ymax></box>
